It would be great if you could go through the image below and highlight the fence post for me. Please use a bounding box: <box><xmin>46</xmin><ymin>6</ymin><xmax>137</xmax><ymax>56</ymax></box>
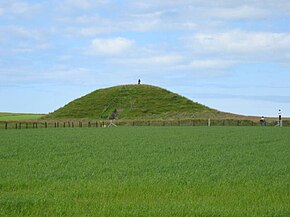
<box><xmin>72</xmin><ymin>122</ymin><xmax>74</xmax><ymax>128</ymax></box>
<box><xmin>45</xmin><ymin>122</ymin><xmax>47</xmax><ymax>128</ymax></box>
<box><xmin>88</xmin><ymin>122</ymin><xmax>91</xmax><ymax>127</ymax></box>
<box><xmin>26</xmin><ymin>123</ymin><xmax>28</xmax><ymax>129</ymax></box>
<box><xmin>19</xmin><ymin>123</ymin><xmax>21</xmax><ymax>129</ymax></box>
<box><xmin>5</xmin><ymin>122</ymin><xmax>8</xmax><ymax>129</ymax></box>
<box><xmin>208</xmin><ymin>119</ymin><xmax>211</xmax><ymax>127</ymax></box>
<box><xmin>16</xmin><ymin>123</ymin><xmax>18</xmax><ymax>129</ymax></box>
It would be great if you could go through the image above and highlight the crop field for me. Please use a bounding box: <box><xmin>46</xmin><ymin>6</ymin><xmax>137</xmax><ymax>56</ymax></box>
<box><xmin>0</xmin><ymin>127</ymin><xmax>289</xmax><ymax>216</ymax></box>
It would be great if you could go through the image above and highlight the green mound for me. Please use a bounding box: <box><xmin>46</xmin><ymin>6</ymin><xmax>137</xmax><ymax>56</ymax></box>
<box><xmin>45</xmin><ymin>84</ymin><xmax>231</xmax><ymax>120</ymax></box>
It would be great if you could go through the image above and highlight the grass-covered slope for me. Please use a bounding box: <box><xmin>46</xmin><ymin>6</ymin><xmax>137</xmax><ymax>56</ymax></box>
<box><xmin>45</xmin><ymin>84</ymin><xmax>231</xmax><ymax>120</ymax></box>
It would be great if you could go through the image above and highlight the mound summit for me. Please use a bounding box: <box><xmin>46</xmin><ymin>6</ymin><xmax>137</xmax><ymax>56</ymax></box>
<box><xmin>45</xmin><ymin>84</ymin><xmax>234</xmax><ymax>120</ymax></box>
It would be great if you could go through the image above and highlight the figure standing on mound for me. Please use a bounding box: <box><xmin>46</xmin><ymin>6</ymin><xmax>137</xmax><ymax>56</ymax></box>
<box><xmin>138</xmin><ymin>79</ymin><xmax>141</xmax><ymax>85</ymax></box>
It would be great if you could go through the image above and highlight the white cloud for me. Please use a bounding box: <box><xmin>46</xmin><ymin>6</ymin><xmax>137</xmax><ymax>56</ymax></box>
<box><xmin>10</xmin><ymin>2</ymin><xmax>39</xmax><ymax>14</ymax></box>
<box><xmin>188</xmin><ymin>60</ymin><xmax>236</xmax><ymax>69</ymax></box>
<box><xmin>0</xmin><ymin>64</ymin><xmax>93</xmax><ymax>84</ymax></box>
<box><xmin>0</xmin><ymin>1</ymin><xmax>44</xmax><ymax>18</ymax></box>
<box><xmin>0</xmin><ymin>25</ymin><xmax>52</xmax><ymax>55</ymax></box>
<box><xmin>0</xmin><ymin>7</ymin><xmax>4</xmax><ymax>16</ymax></box>
<box><xmin>90</xmin><ymin>37</ymin><xmax>134</xmax><ymax>55</ymax></box>
<box><xmin>56</xmin><ymin>0</ymin><xmax>290</xmax><ymax>38</ymax></box>
<box><xmin>130</xmin><ymin>1</ymin><xmax>290</xmax><ymax>28</ymax></box>
<box><xmin>204</xmin><ymin>5</ymin><xmax>268</xmax><ymax>20</ymax></box>
<box><xmin>66</xmin><ymin>26</ymin><xmax>115</xmax><ymax>37</ymax></box>
<box><xmin>124</xmin><ymin>18</ymin><xmax>161</xmax><ymax>32</ymax></box>
<box><xmin>114</xmin><ymin>54</ymin><xmax>184</xmax><ymax>66</ymax></box>
<box><xmin>0</xmin><ymin>25</ymin><xmax>41</xmax><ymax>40</ymax></box>
<box><xmin>188</xmin><ymin>30</ymin><xmax>290</xmax><ymax>55</ymax></box>
<box><xmin>63</xmin><ymin>0</ymin><xmax>108</xmax><ymax>9</ymax></box>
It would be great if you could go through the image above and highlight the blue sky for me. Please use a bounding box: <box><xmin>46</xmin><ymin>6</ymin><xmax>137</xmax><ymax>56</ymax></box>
<box><xmin>0</xmin><ymin>0</ymin><xmax>290</xmax><ymax>117</ymax></box>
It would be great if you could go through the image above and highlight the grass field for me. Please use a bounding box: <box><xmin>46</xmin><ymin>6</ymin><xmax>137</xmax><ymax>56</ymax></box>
<box><xmin>0</xmin><ymin>127</ymin><xmax>289</xmax><ymax>216</ymax></box>
<box><xmin>0</xmin><ymin>113</ymin><xmax>44</xmax><ymax>121</ymax></box>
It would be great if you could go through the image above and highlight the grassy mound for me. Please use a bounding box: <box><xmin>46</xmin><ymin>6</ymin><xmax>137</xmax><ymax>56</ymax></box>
<box><xmin>45</xmin><ymin>84</ymin><xmax>232</xmax><ymax>120</ymax></box>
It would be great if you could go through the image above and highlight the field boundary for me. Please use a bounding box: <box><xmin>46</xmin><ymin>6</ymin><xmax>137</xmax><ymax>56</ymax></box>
<box><xmin>1</xmin><ymin>118</ymin><xmax>289</xmax><ymax>129</ymax></box>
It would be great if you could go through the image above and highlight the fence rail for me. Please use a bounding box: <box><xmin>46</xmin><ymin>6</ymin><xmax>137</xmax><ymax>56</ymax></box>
<box><xmin>1</xmin><ymin>119</ymin><xmax>289</xmax><ymax>130</ymax></box>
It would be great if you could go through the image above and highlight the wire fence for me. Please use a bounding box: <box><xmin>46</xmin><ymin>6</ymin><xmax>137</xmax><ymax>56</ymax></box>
<box><xmin>1</xmin><ymin>119</ymin><xmax>289</xmax><ymax>130</ymax></box>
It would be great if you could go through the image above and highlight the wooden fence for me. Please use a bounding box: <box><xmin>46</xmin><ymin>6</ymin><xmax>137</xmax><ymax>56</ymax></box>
<box><xmin>1</xmin><ymin>119</ymin><xmax>289</xmax><ymax>130</ymax></box>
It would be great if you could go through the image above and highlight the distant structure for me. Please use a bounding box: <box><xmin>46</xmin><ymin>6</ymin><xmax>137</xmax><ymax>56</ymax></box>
<box><xmin>260</xmin><ymin>116</ymin><xmax>266</xmax><ymax>126</ymax></box>
<box><xmin>109</xmin><ymin>109</ymin><xmax>118</xmax><ymax>120</ymax></box>
<box><xmin>138</xmin><ymin>79</ymin><xmax>141</xmax><ymax>85</ymax></box>
<box><xmin>108</xmin><ymin>109</ymin><xmax>118</xmax><ymax>127</ymax></box>
<box><xmin>278</xmin><ymin>109</ymin><xmax>282</xmax><ymax>127</ymax></box>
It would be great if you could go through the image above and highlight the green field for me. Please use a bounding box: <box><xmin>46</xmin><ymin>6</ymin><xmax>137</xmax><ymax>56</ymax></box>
<box><xmin>0</xmin><ymin>127</ymin><xmax>289</xmax><ymax>216</ymax></box>
<box><xmin>0</xmin><ymin>113</ymin><xmax>44</xmax><ymax>121</ymax></box>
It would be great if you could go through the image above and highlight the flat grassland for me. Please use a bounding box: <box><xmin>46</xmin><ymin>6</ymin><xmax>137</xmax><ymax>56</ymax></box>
<box><xmin>0</xmin><ymin>113</ymin><xmax>44</xmax><ymax>121</ymax></box>
<box><xmin>0</xmin><ymin>127</ymin><xmax>289</xmax><ymax>216</ymax></box>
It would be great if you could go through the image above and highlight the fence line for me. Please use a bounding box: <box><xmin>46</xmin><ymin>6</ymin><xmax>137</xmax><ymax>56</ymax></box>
<box><xmin>1</xmin><ymin>119</ymin><xmax>289</xmax><ymax>130</ymax></box>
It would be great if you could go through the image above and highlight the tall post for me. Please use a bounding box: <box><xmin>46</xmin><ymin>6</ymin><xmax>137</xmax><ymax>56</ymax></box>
<box><xmin>278</xmin><ymin>109</ymin><xmax>282</xmax><ymax>127</ymax></box>
<box><xmin>208</xmin><ymin>119</ymin><xmax>211</xmax><ymax>127</ymax></box>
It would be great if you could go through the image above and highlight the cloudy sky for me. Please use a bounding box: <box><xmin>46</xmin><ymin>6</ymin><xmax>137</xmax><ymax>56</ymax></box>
<box><xmin>1</xmin><ymin>0</ymin><xmax>290</xmax><ymax>117</ymax></box>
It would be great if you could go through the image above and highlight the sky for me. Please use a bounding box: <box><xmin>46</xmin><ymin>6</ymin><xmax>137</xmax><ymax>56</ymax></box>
<box><xmin>0</xmin><ymin>0</ymin><xmax>290</xmax><ymax>117</ymax></box>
